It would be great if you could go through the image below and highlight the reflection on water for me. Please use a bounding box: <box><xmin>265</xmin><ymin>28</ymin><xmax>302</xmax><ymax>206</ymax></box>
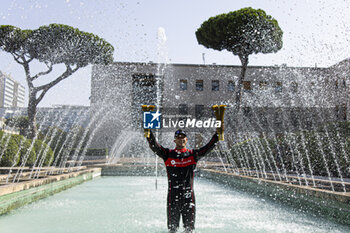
<box><xmin>0</xmin><ymin>176</ymin><xmax>348</xmax><ymax>233</ymax></box>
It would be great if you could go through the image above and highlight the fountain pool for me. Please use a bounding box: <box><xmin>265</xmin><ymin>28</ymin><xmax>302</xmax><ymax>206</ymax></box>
<box><xmin>0</xmin><ymin>176</ymin><xmax>348</xmax><ymax>233</ymax></box>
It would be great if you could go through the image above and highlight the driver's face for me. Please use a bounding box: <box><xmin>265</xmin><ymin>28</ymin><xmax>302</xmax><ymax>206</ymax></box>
<box><xmin>174</xmin><ymin>135</ymin><xmax>187</xmax><ymax>149</ymax></box>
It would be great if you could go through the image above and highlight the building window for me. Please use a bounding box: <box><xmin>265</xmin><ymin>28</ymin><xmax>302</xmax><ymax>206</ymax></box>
<box><xmin>324</xmin><ymin>78</ymin><xmax>329</xmax><ymax>86</ymax></box>
<box><xmin>228</xmin><ymin>81</ymin><xmax>235</xmax><ymax>91</ymax></box>
<box><xmin>196</xmin><ymin>80</ymin><xmax>203</xmax><ymax>91</ymax></box>
<box><xmin>243</xmin><ymin>81</ymin><xmax>251</xmax><ymax>92</ymax></box>
<box><xmin>342</xmin><ymin>104</ymin><xmax>347</xmax><ymax>121</ymax></box>
<box><xmin>290</xmin><ymin>110</ymin><xmax>299</xmax><ymax>128</ymax></box>
<box><xmin>274</xmin><ymin>109</ymin><xmax>282</xmax><ymax>127</ymax></box>
<box><xmin>291</xmin><ymin>82</ymin><xmax>298</xmax><ymax>93</ymax></box>
<box><xmin>304</xmin><ymin>109</ymin><xmax>313</xmax><ymax>129</ymax></box>
<box><xmin>179</xmin><ymin>104</ymin><xmax>188</xmax><ymax>115</ymax></box>
<box><xmin>243</xmin><ymin>107</ymin><xmax>252</xmax><ymax>118</ymax></box>
<box><xmin>259</xmin><ymin>81</ymin><xmax>267</xmax><ymax>90</ymax></box>
<box><xmin>180</xmin><ymin>79</ymin><xmax>187</xmax><ymax>90</ymax></box>
<box><xmin>212</xmin><ymin>80</ymin><xmax>219</xmax><ymax>91</ymax></box>
<box><xmin>132</xmin><ymin>73</ymin><xmax>157</xmax><ymax>107</ymax></box>
<box><xmin>275</xmin><ymin>82</ymin><xmax>282</xmax><ymax>93</ymax></box>
<box><xmin>195</xmin><ymin>105</ymin><xmax>204</xmax><ymax>119</ymax></box>
<box><xmin>337</xmin><ymin>104</ymin><xmax>348</xmax><ymax>121</ymax></box>
<box><xmin>258</xmin><ymin>109</ymin><xmax>268</xmax><ymax>129</ymax></box>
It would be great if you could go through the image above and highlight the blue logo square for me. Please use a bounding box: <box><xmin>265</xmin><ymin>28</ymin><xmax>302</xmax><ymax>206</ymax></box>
<box><xmin>143</xmin><ymin>111</ymin><xmax>161</xmax><ymax>129</ymax></box>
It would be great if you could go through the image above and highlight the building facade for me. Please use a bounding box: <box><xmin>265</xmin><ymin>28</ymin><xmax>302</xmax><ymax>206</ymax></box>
<box><xmin>0</xmin><ymin>71</ymin><xmax>25</xmax><ymax>108</ymax></box>
<box><xmin>90</xmin><ymin>61</ymin><xmax>349</xmax><ymax>150</ymax></box>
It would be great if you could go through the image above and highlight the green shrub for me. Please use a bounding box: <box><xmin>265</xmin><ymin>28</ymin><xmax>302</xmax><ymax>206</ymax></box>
<box><xmin>33</xmin><ymin>139</ymin><xmax>54</xmax><ymax>166</ymax></box>
<box><xmin>8</xmin><ymin>134</ymin><xmax>36</xmax><ymax>167</ymax></box>
<box><xmin>0</xmin><ymin>134</ymin><xmax>20</xmax><ymax>167</ymax></box>
<box><xmin>39</xmin><ymin>125</ymin><xmax>90</xmax><ymax>165</ymax></box>
<box><xmin>228</xmin><ymin>121</ymin><xmax>350</xmax><ymax>178</ymax></box>
<box><xmin>39</xmin><ymin>126</ymin><xmax>67</xmax><ymax>153</ymax></box>
<box><xmin>19</xmin><ymin>139</ymin><xmax>36</xmax><ymax>167</ymax></box>
<box><xmin>0</xmin><ymin>131</ymin><xmax>55</xmax><ymax>167</ymax></box>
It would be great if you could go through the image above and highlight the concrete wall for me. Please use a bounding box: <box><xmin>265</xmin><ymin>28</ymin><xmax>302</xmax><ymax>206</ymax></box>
<box><xmin>200</xmin><ymin>168</ymin><xmax>350</xmax><ymax>226</ymax></box>
<box><xmin>96</xmin><ymin>164</ymin><xmax>166</xmax><ymax>176</ymax></box>
<box><xmin>0</xmin><ymin>168</ymin><xmax>101</xmax><ymax>215</ymax></box>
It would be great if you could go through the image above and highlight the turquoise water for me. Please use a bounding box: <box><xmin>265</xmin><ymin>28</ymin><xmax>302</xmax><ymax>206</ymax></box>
<box><xmin>0</xmin><ymin>176</ymin><xmax>348</xmax><ymax>233</ymax></box>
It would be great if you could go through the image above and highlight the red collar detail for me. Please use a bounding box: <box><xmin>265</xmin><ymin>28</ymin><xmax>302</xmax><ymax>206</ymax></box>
<box><xmin>174</xmin><ymin>148</ymin><xmax>188</xmax><ymax>153</ymax></box>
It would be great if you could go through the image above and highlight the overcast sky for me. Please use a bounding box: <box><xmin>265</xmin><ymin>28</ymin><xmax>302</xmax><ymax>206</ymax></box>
<box><xmin>0</xmin><ymin>0</ymin><xmax>349</xmax><ymax>107</ymax></box>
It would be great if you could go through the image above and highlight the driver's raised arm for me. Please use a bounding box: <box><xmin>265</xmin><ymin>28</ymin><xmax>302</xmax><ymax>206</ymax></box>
<box><xmin>194</xmin><ymin>133</ymin><xmax>219</xmax><ymax>162</ymax></box>
<box><xmin>146</xmin><ymin>130</ymin><xmax>168</xmax><ymax>160</ymax></box>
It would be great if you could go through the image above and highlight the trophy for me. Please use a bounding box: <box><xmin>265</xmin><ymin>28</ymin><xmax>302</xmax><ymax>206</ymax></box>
<box><xmin>212</xmin><ymin>105</ymin><xmax>226</xmax><ymax>141</ymax></box>
<box><xmin>142</xmin><ymin>105</ymin><xmax>156</xmax><ymax>138</ymax></box>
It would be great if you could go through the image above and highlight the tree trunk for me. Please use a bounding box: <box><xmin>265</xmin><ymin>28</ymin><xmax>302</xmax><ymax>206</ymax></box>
<box><xmin>27</xmin><ymin>91</ymin><xmax>38</xmax><ymax>139</ymax></box>
<box><xmin>235</xmin><ymin>54</ymin><xmax>249</xmax><ymax>111</ymax></box>
<box><xmin>17</xmin><ymin>56</ymin><xmax>78</xmax><ymax>139</ymax></box>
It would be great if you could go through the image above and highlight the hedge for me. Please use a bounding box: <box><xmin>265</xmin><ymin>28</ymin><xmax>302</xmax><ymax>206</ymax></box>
<box><xmin>228</xmin><ymin>121</ymin><xmax>350</xmax><ymax>178</ymax></box>
<box><xmin>0</xmin><ymin>134</ymin><xmax>20</xmax><ymax>167</ymax></box>
<box><xmin>0</xmin><ymin>131</ymin><xmax>53</xmax><ymax>167</ymax></box>
<box><xmin>19</xmin><ymin>138</ymin><xmax>36</xmax><ymax>167</ymax></box>
<box><xmin>33</xmin><ymin>139</ymin><xmax>54</xmax><ymax>166</ymax></box>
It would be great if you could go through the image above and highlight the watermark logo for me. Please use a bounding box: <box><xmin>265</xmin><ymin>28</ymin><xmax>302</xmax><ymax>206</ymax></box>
<box><xmin>143</xmin><ymin>108</ymin><xmax>222</xmax><ymax>130</ymax></box>
<box><xmin>143</xmin><ymin>110</ymin><xmax>162</xmax><ymax>129</ymax></box>
<box><xmin>162</xmin><ymin>118</ymin><xmax>221</xmax><ymax>128</ymax></box>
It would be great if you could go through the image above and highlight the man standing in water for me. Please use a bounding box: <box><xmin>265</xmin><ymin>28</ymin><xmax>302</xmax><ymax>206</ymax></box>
<box><xmin>146</xmin><ymin>129</ymin><xmax>219</xmax><ymax>233</ymax></box>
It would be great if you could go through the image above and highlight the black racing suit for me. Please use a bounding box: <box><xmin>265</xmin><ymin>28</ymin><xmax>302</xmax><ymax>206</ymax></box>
<box><xmin>147</xmin><ymin>131</ymin><xmax>218</xmax><ymax>232</ymax></box>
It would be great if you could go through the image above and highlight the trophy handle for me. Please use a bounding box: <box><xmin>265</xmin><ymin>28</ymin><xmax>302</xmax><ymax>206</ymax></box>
<box><xmin>212</xmin><ymin>104</ymin><xmax>226</xmax><ymax>141</ymax></box>
<box><xmin>142</xmin><ymin>105</ymin><xmax>156</xmax><ymax>138</ymax></box>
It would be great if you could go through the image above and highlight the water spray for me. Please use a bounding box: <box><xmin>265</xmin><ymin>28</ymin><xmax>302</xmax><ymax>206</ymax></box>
<box><xmin>212</xmin><ymin>104</ymin><xmax>227</xmax><ymax>141</ymax></box>
<box><xmin>141</xmin><ymin>105</ymin><xmax>158</xmax><ymax>189</ymax></box>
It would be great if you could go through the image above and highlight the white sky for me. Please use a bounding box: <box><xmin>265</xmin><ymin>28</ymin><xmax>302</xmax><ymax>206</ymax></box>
<box><xmin>0</xmin><ymin>0</ymin><xmax>349</xmax><ymax>107</ymax></box>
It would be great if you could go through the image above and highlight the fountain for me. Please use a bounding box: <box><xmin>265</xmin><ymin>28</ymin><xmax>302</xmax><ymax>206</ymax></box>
<box><xmin>0</xmin><ymin>2</ymin><xmax>349</xmax><ymax>232</ymax></box>
<box><xmin>2</xmin><ymin>56</ymin><xmax>349</xmax><ymax>230</ymax></box>
<box><xmin>0</xmin><ymin>56</ymin><xmax>349</xmax><ymax>232</ymax></box>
